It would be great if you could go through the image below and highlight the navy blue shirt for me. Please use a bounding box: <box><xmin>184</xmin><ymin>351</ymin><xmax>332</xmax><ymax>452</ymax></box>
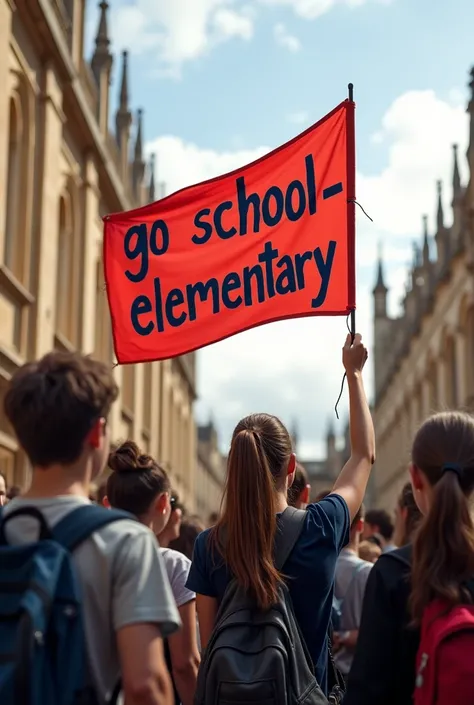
<box><xmin>186</xmin><ymin>494</ymin><xmax>350</xmax><ymax>694</ymax></box>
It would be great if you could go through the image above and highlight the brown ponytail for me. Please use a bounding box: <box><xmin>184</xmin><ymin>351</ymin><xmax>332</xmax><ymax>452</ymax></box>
<box><xmin>212</xmin><ymin>413</ymin><xmax>292</xmax><ymax>611</ymax></box>
<box><xmin>410</xmin><ymin>412</ymin><xmax>474</xmax><ymax>623</ymax></box>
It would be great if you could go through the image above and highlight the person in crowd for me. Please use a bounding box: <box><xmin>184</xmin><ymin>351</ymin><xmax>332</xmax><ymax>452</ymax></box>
<box><xmin>363</xmin><ymin>508</ymin><xmax>396</xmax><ymax>552</ymax></box>
<box><xmin>107</xmin><ymin>441</ymin><xmax>200</xmax><ymax>705</ymax></box>
<box><xmin>344</xmin><ymin>411</ymin><xmax>474</xmax><ymax>705</ymax></box>
<box><xmin>169</xmin><ymin>515</ymin><xmax>206</xmax><ymax>561</ymax></box>
<box><xmin>314</xmin><ymin>488</ymin><xmax>333</xmax><ymax>502</ymax></box>
<box><xmin>2</xmin><ymin>351</ymin><xmax>179</xmax><ymax>705</ymax></box>
<box><xmin>0</xmin><ymin>473</ymin><xmax>7</xmax><ymax>506</ymax></box>
<box><xmin>288</xmin><ymin>463</ymin><xmax>311</xmax><ymax>508</ymax></box>
<box><xmin>207</xmin><ymin>511</ymin><xmax>219</xmax><ymax>527</ymax></box>
<box><xmin>158</xmin><ymin>494</ymin><xmax>184</xmax><ymax>548</ymax></box>
<box><xmin>393</xmin><ymin>481</ymin><xmax>422</xmax><ymax>547</ymax></box>
<box><xmin>332</xmin><ymin>503</ymin><xmax>372</xmax><ymax>681</ymax></box>
<box><xmin>358</xmin><ymin>539</ymin><xmax>381</xmax><ymax>563</ymax></box>
<box><xmin>186</xmin><ymin>333</ymin><xmax>375</xmax><ymax>695</ymax></box>
<box><xmin>6</xmin><ymin>484</ymin><xmax>21</xmax><ymax>501</ymax></box>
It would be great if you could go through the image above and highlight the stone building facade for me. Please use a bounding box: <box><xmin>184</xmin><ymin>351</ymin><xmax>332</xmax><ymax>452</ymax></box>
<box><xmin>0</xmin><ymin>0</ymin><xmax>197</xmax><ymax>506</ymax></box>
<box><xmin>293</xmin><ymin>422</ymin><xmax>351</xmax><ymax>501</ymax></box>
<box><xmin>195</xmin><ymin>421</ymin><xmax>226</xmax><ymax>520</ymax></box>
<box><xmin>372</xmin><ymin>67</ymin><xmax>474</xmax><ymax>510</ymax></box>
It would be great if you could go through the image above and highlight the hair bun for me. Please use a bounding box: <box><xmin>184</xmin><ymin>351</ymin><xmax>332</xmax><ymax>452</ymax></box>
<box><xmin>108</xmin><ymin>440</ymin><xmax>153</xmax><ymax>474</ymax></box>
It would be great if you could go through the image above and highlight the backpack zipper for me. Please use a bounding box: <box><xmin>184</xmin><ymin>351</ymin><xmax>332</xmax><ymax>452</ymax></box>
<box><xmin>415</xmin><ymin>652</ymin><xmax>428</xmax><ymax>687</ymax></box>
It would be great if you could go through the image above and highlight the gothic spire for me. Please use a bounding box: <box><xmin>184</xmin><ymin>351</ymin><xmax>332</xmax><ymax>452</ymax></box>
<box><xmin>373</xmin><ymin>242</ymin><xmax>388</xmax><ymax>292</ymax></box>
<box><xmin>327</xmin><ymin>418</ymin><xmax>335</xmax><ymax>442</ymax></box>
<box><xmin>148</xmin><ymin>153</ymin><xmax>156</xmax><ymax>202</ymax></box>
<box><xmin>467</xmin><ymin>67</ymin><xmax>474</xmax><ymax>179</ymax></box>
<box><xmin>412</xmin><ymin>241</ymin><xmax>422</xmax><ymax>269</ymax></box>
<box><xmin>132</xmin><ymin>109</ymin><xmax>146</xmax><ymax>197</ymax></box>
<box><xmin>436</xmin><ymin>180</ymin><xmax>444</xmax><ymax>231</ymax></box>
<box><xmin>134</xmin><ymin>109</ymin><xmax>143</xmax><ymax>163</ymax></box>
<box><xmin>452</xmin><ymin>143</ymin><xmax>461</xmax><ymax>199</ymax></box>
<box><xmin>115</xmin><ymin>50</ymin><xmax>132</xmax><ymax>143</ymax></box>
<box><xmin>119</xmin><ymin>50</ymin><xmax>129</xmax><ymax>112</ymax></box>
<box><xmin>422</xmin><ymin>214</ymin><xmax>430</xmax><ymax>263</ymax></box>
<box><xmin>91</xmin><ymin>1</ymin><xmax>112</xmax><ymax>83</ymax></box>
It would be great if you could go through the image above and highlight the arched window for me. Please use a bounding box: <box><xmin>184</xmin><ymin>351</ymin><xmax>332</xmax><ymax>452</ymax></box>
<box><xmin>94</xmin><ymin>258</ymin><xmax>112</xmax><ymax>363</ymax></box>
<box><xmin>4</xmin><ymin>93</ymin><xmax>27</xmax><ymax>282</ymax></box>
<box><xmin>55</xmin><ymin>185</ymin><xmax>81</xmax><ymax>348</ymax></box>
<box><xmin>428</xmin><ymin>360</ymin><xmax>438</xmax><ymax>412</ymax></box>
<box><xmin>466</xmin><ymin>309</ymin><xmax>474</xmax><ymax>408</ymax></box>
<box><xmin>444</xmin><ymin>338</ymin><xmax>457</xmax><ymax>408</ymax></box>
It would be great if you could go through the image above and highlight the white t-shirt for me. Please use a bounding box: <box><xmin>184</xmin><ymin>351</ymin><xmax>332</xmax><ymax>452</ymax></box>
<box><xmin>161</xmin><ymin>547</ymin><xmax>195</xmax><ymax>607</ymax></box>
<box><xmin>4</xmin><ymin>496</ymin><xmax>181</xmax><ymax>704</ymax></box>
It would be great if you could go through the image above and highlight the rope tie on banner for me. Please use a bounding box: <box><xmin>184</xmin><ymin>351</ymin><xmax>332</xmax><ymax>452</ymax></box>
<box><xmin>348</xmin><ymin>199</ymin><xmax>373</xmax><ymax>222</ymax></box>
<box><xmin>334</xmin><ymin>199</ymin><xmax>373</xmax><ymax>420</ymax></box>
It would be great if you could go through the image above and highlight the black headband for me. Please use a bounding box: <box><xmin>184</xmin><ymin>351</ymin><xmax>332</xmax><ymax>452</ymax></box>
<box><xmin>441</xmin><ymin>463</ymin><xmax>463</xmax><ymax>479</ymax></box>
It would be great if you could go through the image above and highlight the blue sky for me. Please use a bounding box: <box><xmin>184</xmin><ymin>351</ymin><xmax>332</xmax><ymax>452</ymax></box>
<box><xmin>88</xmin><ymin>0</ymin><xmax>474</xmax><ymax>458</ymax></box>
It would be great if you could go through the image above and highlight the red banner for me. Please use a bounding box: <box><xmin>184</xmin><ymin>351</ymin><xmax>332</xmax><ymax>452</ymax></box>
<box><xmin>104</xmin><ymin>99</ymin><xmax>355</xmax><ymax>364</ymax></box>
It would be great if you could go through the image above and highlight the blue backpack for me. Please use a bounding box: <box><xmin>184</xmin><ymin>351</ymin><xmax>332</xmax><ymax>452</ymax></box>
<box><xmin>0</xmin><ymin>503</ymin><xmax>134</xmax><ymax>705</ymax></box>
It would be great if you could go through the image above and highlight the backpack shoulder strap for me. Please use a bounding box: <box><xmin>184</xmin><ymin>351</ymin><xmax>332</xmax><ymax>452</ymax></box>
<box><xmin>274</xmin><ymin>506</ymin><xmax>307</xmax><ymax>571</ymax></box>
<box><xmin>53</xmin><ymin>504</ymin><xmax>136</xmax><ymax>552</ymax></box>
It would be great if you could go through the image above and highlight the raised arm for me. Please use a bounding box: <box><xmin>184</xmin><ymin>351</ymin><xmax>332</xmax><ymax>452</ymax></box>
<box><xmin>331</xmin><ymin>333</ymin><xmax>375</xmax><ymax>520</ymax></box>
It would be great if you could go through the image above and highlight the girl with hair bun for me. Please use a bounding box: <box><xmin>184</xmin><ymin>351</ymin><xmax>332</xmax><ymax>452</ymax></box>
<box><xmin>186</xmin><ymin>333</ymin><xmax>375</xmax><ymax>697</ymax></box>
<box><xmin>107</xmin><ymin>441</ymin><xmax>200</xmax><ymax>705</ymax></box>
<box><xmin>345</xmin><ymin>411</ymin><xmax>474</xmax><ymax>705</ymax></box>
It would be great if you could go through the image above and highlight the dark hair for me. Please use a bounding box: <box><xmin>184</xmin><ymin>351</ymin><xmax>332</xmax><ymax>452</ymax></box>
<box><xmin>365</xmin><ymin>508</ymin><xmax>394</xmax><ymax>541</ymax></box>
<box><xmin>96</xmin><ymin>479</ymin><xmax>108</xmax><ymax>505</ymax></box>
<box><xmin>4</xmin><ymin>352</ymin><xmax>118</xmax><ymax>467</ymax></box>
<box><xmin>169</xmin><ymin>515</ymin><xmax>205</xmax><ymax>560</ymax></box>
<box><xmin>170</xmin><ymin>494</ymin><xmax>186</xmax><ymax>515</ymax></box>
<box><xmin>410</xmin><ymin>412</ymin><xmax>474</xmax><ymax>622</ymax></box>
<box><xmin>107</xmin><ymin>441</ymin><xmax>170</xmax><ymax>517</ymax></box>
<box><xmin>397</xmin><ymin>482</ymin><xmax>422</xmax><ymax>546</ymax></box>
<box><xmin>367</xmin><ymin>533</ymin><xmax>383</xmax><ymax>549</ymax></box>
<box><xmin>208</xmin><ymin>511</ymin><xmax>219</xmax><ymax>526</ymax></box>
<box><xmin>211</xmin><ymin>413</ymin><xmax>292</xmax><ymax>611</ymax></box>
<box><xmin>288</xmin><ymin>463</ymin><xmax>308</xmax><ymax>507</ymax></box>
<box><xmin>315</xmin><ymin>488</ymin><xmax>332</xmax><ymax>502</ymax></box>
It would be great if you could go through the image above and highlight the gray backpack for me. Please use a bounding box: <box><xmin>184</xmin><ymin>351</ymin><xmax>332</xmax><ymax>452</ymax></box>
<box><xmin>194</xmin><ymin>506</ymin><xmax>329</xmax><ymax>705</ymax></box>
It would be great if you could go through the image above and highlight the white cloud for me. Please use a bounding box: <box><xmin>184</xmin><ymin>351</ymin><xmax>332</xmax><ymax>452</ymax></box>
<box><xmin>273</xmin><ymin>22</ymin><xmax>301</xmax><ymax>52</ymax></box>
<box><xmin>258</xmin><ymin>0</ymin><xmax>392</xmax><ymax>20</ymax></box>
<box><xmin>87</xmin><ymin>0</ymin><xmax>254</xmax><ymax>75</ymax></box>
<box><xmin>86</xmin><ymin>0</ymin><xmax>390</xmax><ymax>75</ymax></box>
<box><xmin>144</xmin><ymin>87</ymin><xmax>469</xmax><ymax>458</ymax></box>
<box><xmin>287</xmin><ymin>110</ymin><xmax>310</xmax><ymax>125</ymax></box>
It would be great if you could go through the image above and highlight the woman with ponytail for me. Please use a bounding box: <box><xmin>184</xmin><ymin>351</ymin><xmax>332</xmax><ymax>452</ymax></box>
<box><xmin>186</xmin><ymin>334</ymin><xmax>375</xmax><ymax>696</ymax></box>
<box><xmin>106</xmin><ymin>441</ymin><xmax>200</xmax><ymax>705</ymax></box>
<box><xmin>345</xmin><ymin>411</ymin><xmax>474</xmax><ymax>705</ymax></box>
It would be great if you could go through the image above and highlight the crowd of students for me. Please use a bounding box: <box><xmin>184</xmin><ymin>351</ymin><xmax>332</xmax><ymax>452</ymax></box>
<box><xmin>0</xmin><ymin>332</ymin><xmax>473</xmax><ymax>705</ymax></box>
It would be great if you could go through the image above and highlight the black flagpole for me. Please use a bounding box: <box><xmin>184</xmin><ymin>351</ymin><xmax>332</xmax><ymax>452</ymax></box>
<box><xmin>348</xmin><ymin>82</ymin><xmax>356</xmax><ymax>343</ymax></box>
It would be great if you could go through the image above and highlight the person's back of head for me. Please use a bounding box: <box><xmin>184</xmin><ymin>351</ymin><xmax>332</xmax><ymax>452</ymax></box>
<box><xmin>358</xmin><ymin>540</ymin><xmax>381</xmax><ymax>563</ymax></box>
<box><xmin>207</xmin><ymin>511</ymin><xmax>219</xmax><ymax>527</ymax></box>
<box><xmin>169</xmin><ymin>515</ymin><xmax>205</xmax><ymax>560</ymax></box>
<box><xmin>106</xmin><ymin>441</ymin><xmax>172</xmax><ymax>534</ymax></box>
<box><xmin>212</xmin><ymin>413</ymin><xmax>295</xmax><ymax>611</ymax></box>
<box><xmin>6</xmin><ymin>485</ymin><xmax>21</xmax><ymax>501</ymax></box>
<box><xmin>0</xmin><ymin>472</ymin><xmax>7</xmax><ymax>506</ymax></box>
<box><xmin>394</xmin><ymin>481</ymin><xmax>422</xmax><ymax>547</ymax></box>
<box><xmin>4</xmin><ymin>351</ymin><xmax>118</xmax><ymax>482</ymax></box>
<box><xmin>364</xmin><ymin>508</ymin><xmax>394</xmax><ymax>544</ymax></box>
<box><xmin>157</xmin><ymin>493</ymin><xmax>185</xmax><ymax>547</ymax></box>
<box><xmin>409</xmin><ymin>411</ymin><xmax>474</xmax><ymax>623</ymax></box>
<box><xmin>314</xmin><ymin>488</ymin><xmax>332</xmax><ymax>502</ymax></box>
<box><xmin>288</xmin><ymin>463</ymin><xmax>310</xmax><ymax>508</ymax></box>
